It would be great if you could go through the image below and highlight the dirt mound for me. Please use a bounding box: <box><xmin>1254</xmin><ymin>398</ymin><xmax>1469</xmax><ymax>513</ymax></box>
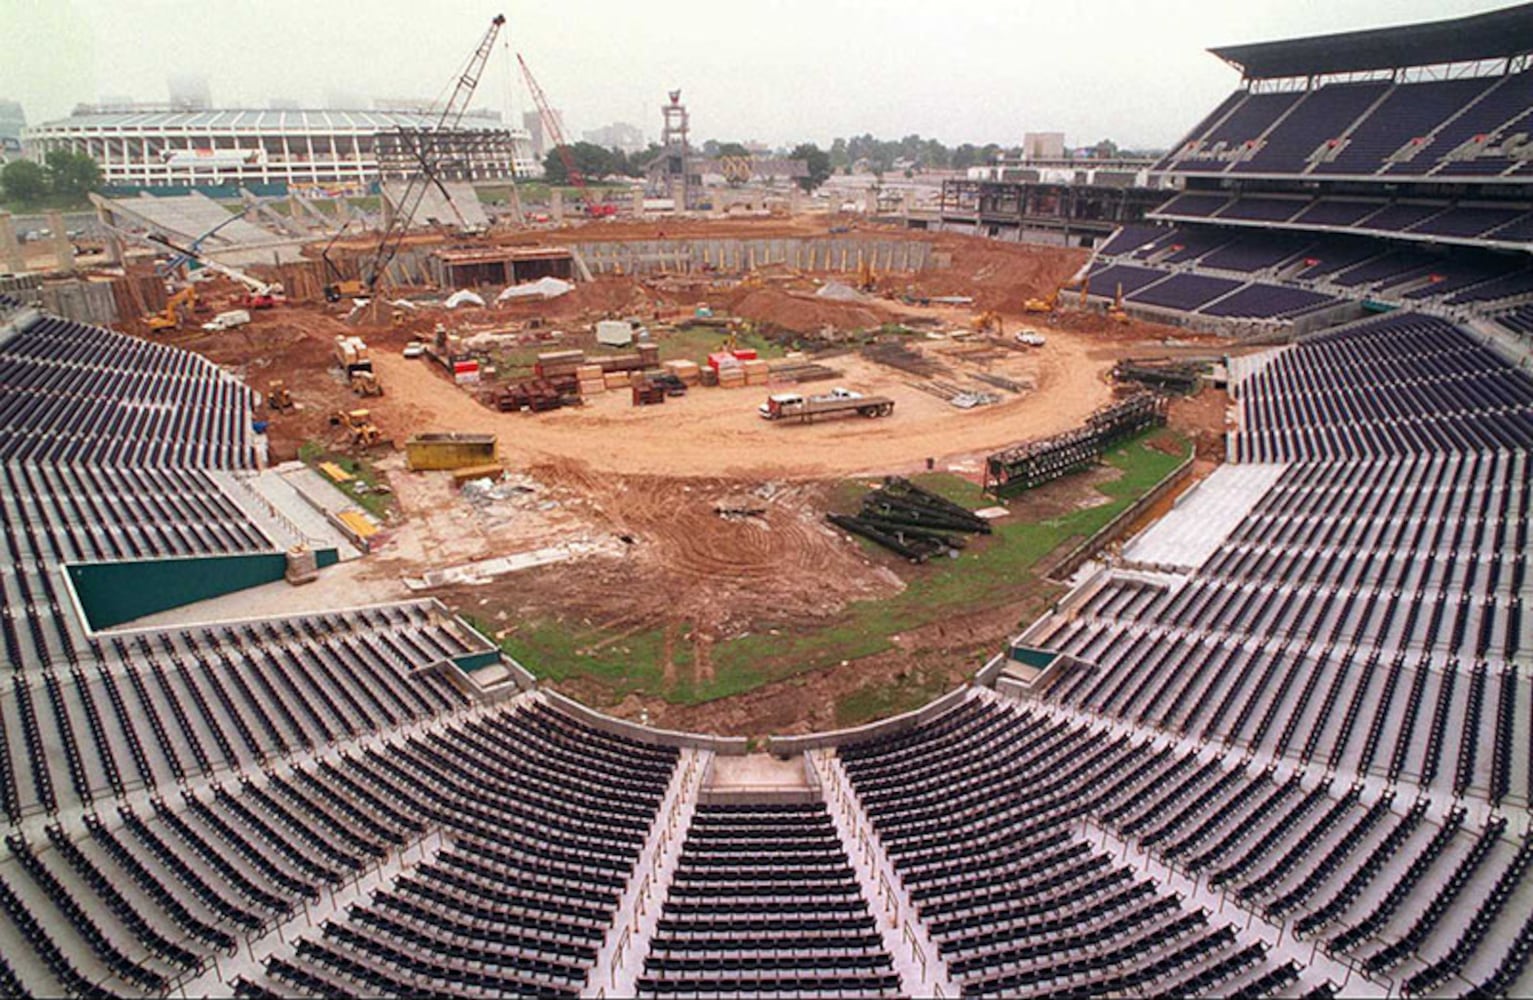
<box><xmin>723</xmin><ymin>287</ymin><xmax>894</xmax><ymax>332</ymax></box>
<box><xmin>524</xmin><ymin>468</ymin><xmax>894</xmax><ymax>637</ymax></box>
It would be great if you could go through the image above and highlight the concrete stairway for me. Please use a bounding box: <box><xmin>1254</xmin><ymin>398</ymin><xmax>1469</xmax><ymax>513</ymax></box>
<box><xmin>811</xmin><ymin>748</ymin><xmax>960</xmax><ymax>997</ymax></box>
<box><xmin>582</xmin><ymin>746</ymin><xmax>709</xmax><ymax>997</ymax></box>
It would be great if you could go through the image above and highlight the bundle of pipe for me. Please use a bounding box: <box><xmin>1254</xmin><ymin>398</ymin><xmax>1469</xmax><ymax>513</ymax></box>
<box><xmin>827</xmin><ymin>476</ymin><xmax>990</xmax><ymax>563</ymax></box>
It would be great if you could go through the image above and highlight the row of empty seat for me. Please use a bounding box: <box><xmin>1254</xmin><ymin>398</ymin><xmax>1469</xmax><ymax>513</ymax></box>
<box><xmin>1232</xmin><ymin>313</ymin><xmax>1533</xmax><ymax>461</ymax></box>
<box><xmin>1091</xmin><ymin>226</ymin><xmax>1533</xmax><ymax>320</ymax></box>
<box><xmin>1154</xmin><ymin>194</ymin><xmax>1533</xmax><ymax>245</ymax></box>
<box><xmin>0</xmin><ymin>697</ymin><xmax>680</xmax><ymax>997</ymax></box>
<box><xmin>637</xmin><ymin>802</ymin><xmax>901</xmax><ymax>999</ymax></box>
<box><xmin>0</xmin><ymin>603</ymin><xmax>475</xmax><ymax>823</ymax></box>
<box><xmin>0</xmin><ymin>313</ymin><xmax>258</xmax><ymax>469</ymax></box>
<box><xmin>1156</xmin><ymin>70</ymin><xmax>1533</xmax><ymax>179</ymax></box>
<box><xmin>835</xmin><ymin>696</ymin><xmax>1282</xmax><ymax>998</ymax></box>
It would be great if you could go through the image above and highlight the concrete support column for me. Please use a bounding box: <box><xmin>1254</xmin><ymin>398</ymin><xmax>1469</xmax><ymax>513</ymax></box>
<box><xmin>632</xmin><ymin>189</ymin><xmax>644</xmax><ymax>218</ymax></box>
<box><xmin>0</xmin><ymin>213</ymin><xmax>25</xmax><ymax>272</ymax></box>
<box><xmin>551</xmin><ymin>188</ymin><xmax>565</xmax><ymax>223</ymax></box>
<box><xmin>47</xmin><ymin>211</ymin><xmax>73</xmax><ymax>272</ymax></box>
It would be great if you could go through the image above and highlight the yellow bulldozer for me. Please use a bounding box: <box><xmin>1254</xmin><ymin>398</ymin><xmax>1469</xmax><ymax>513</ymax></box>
<box><xmin>330</xmin><ymin>408</ymin><xmax>383</xmax><ymax>448</ymax></box>
<box><xmin>971</xmin><ymin>311</ymin><xmax>1002</xmax><ymax>334</ymax></box>
<box><xmin>266</xmin><ymin>380</ymin><xmax>294</xmax><ymax>412</ymax></box>
<box><xmin>1107</xmin><ymin>282</ymin><xmax>1130</xmax><ymax>325</ymax></box>
<box><xmin>350</xmin><ymin>371</ymin><xmax>384</xmax><ymax>398</ymax></box>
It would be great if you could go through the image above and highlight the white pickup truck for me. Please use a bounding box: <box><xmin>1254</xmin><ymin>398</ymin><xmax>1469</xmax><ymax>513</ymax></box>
<box><xmin>201</xmin><ymin>309</ymin><xmax>252</xmax><ymax>332</ymax></box>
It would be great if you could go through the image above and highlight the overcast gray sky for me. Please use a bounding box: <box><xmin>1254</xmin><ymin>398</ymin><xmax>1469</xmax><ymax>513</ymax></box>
<box><xmin>0</xmin><ymin>0</ymin><xmax>1517</xmax><ymax>150</ymax></box>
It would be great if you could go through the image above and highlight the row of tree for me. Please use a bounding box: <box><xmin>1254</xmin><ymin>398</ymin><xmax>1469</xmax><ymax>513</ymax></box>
<box><xmin>0</xmin><ymin>151</ymin><xmax>102</xmax><ymax>204</ymax></box>
<box><xmin>536</xmin><ymin>132</ymin><xmax>1131</xmax><ymax>193</ymax></box>
<box><xmin>830</xmin><ymin>134</ymin><xmax>1131</xmax><ymax>174</ymax></box>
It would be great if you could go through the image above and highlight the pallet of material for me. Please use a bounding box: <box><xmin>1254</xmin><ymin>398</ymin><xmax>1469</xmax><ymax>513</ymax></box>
<box><xmin>318</xmin><ymin>462</ymin><xmax>354</xmax><ymax>484</ymax></box>
<box><xmin>579</xmin><ymin>378</ymin><xmax>605</xmax><ymax>395</ymax></box>
<box><xmin>768</xmin><ymin>361</ymin><xmax>841</xmax><ymax>383</ymax></box>
<box><xmin>663</xmin><ymin>359</ymin><xmax>702</xmax><ymax>385</ymax></box>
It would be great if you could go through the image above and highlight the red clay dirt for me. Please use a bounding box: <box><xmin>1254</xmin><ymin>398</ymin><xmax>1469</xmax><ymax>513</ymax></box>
<box><xmin>124</xmin><ymin>219</ymin><xmax>1229</xmax><ymax>734</ymax></box>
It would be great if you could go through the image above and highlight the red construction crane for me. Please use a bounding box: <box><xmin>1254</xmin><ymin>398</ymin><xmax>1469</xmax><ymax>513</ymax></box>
<box><xmin>517</xmin><ymin>53</ymin><xmax>616</xmax><ymax>218</ymax></box>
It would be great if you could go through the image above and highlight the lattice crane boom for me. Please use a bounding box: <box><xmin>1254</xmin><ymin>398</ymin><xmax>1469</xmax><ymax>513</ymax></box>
<box><xmin>360</xmin><ymin>14</ymin><xmax>506</xmax><ymax>294</ymax></box>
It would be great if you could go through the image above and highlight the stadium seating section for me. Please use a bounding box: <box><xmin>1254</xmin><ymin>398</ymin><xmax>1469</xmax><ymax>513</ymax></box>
<box><xmin>1111</xmin><ymin>59</ymin><xmax>1533</xmax><ymax>329</ymax></box>
<box><xmin>5</xmin><ymin>9</ymin><xmax>1533</xmax><ymax>995</ymax></box>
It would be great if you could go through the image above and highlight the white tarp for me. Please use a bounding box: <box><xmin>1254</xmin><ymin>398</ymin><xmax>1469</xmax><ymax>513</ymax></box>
<box><xmin>444</xmin><ymin>290</ymin><xmax>486</xmax><ymax>309</ymax></box>
<box><xmin>815</xmin><ymin>281</ymin><xmax>866</xmax><ymax>302</ymax></box>
<box><xmin>497</xmin><ymin>277</ymin><xmax>574</xmax><ymax>302</ymax></box>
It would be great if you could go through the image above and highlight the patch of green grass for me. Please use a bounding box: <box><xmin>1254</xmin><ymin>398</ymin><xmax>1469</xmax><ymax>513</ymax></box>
<box><xmin>835</xmin><ymin>662</ymin><xmax>954</xmax><ymax>728</ymax></box>
<box><xmin>656</xmin><ymin>325</ymin><xmax>785</xmax><ymax>363</ymax></box>
<box><xmin>297</xmin><ymin>440</ymin><xmax>394</xmax><ymax>519</ymax></box>
<box><xmin>496</xmin><ymin>621</ymin><xmax>682</xmax><ymax>706</ymax></box>
<box><xmin>506</xmin><ymin>432</ymin><xmax>1189</xmax><ymax>711</ymax></box>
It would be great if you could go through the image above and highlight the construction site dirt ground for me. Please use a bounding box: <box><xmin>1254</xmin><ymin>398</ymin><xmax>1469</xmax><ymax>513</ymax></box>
<box><xmin>141</xmin><ymin>221</ymin><xmax>1237</xmax><ymax>735</ymax></box>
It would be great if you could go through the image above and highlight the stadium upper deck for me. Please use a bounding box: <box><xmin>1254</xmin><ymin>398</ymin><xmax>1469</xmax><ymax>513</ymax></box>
<box><xmin>1085</xmin><ymin>5</ymin><xmax>1533</xmax><ymax>334</ymax></box>
<box><xmin>1155</xmin><ymin>3</ymin><xmax>1533</xmax><ymax>185</ymax></box>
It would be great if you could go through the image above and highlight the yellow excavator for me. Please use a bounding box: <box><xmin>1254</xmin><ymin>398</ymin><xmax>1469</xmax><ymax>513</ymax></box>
<box><xmin>857</xmin><ymin>258</ymin><xmax>877</xmax><ymax>293</ymax></box>
<box><xmin>1022</xmin><ymin>288</ymin><xmax>1059</xmax><ymax>313</ymax></box>
<box><xmin>971</xmin><ymin>311</ymin><xmax>1002</xmax><ymax>334</ymax></box>
<box><xmin>143</xmin><ymin>286</ymin><xmax>198</xmax><ymax>333</ymax></box>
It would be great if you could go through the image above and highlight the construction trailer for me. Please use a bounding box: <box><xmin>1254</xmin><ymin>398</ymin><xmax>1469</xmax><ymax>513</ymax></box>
<box><xmin>405</xmin><ymin>433</ymin><xmax>498</xmax><ymax>471</ymax></box>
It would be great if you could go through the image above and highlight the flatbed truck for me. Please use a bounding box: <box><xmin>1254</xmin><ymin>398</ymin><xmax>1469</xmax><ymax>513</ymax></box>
<box><xmin>759</xmin><ymin>390</ymin><xmax>895</xmax><ymax>423</ymax></box>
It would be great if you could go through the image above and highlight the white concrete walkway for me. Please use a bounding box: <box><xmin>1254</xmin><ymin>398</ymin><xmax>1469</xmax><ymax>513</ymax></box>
<box><xmin>813</xmin><ymin>748</ymin><xmax>961</xmax><ymax>998</ymax></box>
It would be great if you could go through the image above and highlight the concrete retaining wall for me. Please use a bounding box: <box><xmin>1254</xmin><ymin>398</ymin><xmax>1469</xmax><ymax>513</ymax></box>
<box><xmin>65</xmin><ymin>551</ymin><xmax>303</xmax><ymax>629</ymax></box>
<box><xmin>1047</xmin><ymin>452</ymin><xmax>1195</xmax><ymax>583</ymax></box>
<box><xmin>766</xmin><ymin>685</ymin><xmax>974</xmax><ymax>755</ymax></box>
<box><xmin>40</xmin><ymin>280</ymin><xmax>119</xmax><ymax>326</ymax></box>
<box><xmin>571</xmin><ymin>238</ymin><xmax>933</xmax><ymax>277</ymax></box>
<box><xmin>541</xmin><ymin>690</ymin><xmax>750</xmax><ymax>755</ymax></box>
<box><xmin>0</xmin><ymin>274</ymin><xmax>43</xmax><ymax>306</ymax></box>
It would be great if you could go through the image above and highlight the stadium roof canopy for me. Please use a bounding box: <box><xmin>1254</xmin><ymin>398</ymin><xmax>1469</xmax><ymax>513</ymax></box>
<box><xmin>1210</xmin><ymin>1</ymin><xmax>1533</xmax><ymax>79</ymax></box>
<box><xmin>30</xmin><ymin>108</ymin><xmax>514</xmax><ymax>132</ymax></box>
